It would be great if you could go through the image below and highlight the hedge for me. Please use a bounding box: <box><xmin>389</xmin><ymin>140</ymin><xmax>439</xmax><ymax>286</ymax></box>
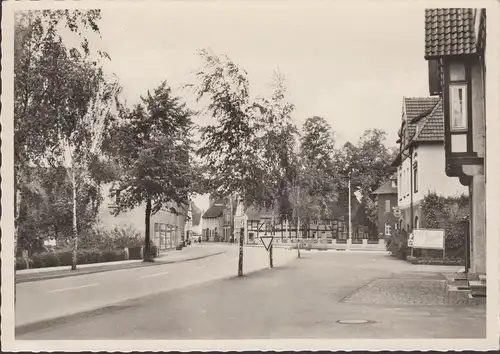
<box><xmin>15</xmin><ymin>248</ymin><xmax>128</xmax><ymax>270</ymax></box>
<box><xmin>406</xmin><ymin>256</ymin><xmax>465</xmax><ymax>266</ymax></box>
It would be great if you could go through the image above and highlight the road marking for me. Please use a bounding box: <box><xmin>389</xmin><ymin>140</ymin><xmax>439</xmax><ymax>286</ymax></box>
<box><xmin>196</xmin><ymin>265</ymin><xmax>207</xmax><ymax>269</ymax></box>
<box><xmin>140</xmin><ymin>271</ymin><xmax>170</xmax><ymax>279</ymax></box>
<box><xmin>48</xmin><ymin>283</ymin><xmax>99</xmax><ymax>293</ymax></box>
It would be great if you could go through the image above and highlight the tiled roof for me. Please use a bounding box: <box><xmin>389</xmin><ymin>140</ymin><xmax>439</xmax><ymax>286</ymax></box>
<box><xmin>403</xmin><ymin>97</ymin><xmax>440</xmax><ymax>140</ymax></box>
<box><xmin>191</xmin><ymin>202</ymin><xmax>202</xmax><ymax>226</ymax></box>
<box><xmin>413</xmin><ymin>100</ymin><xmax>444</xmax><ymax>142</ymax></box>
<box><xmin>372</xmin><ymin>181</ymin><xmax>397</xmax><ymax>195</ymax></box>
<box><xmin>425</xmin><ymin>8</ymin><xmax>479</xmax><ymax>58</ymax></box>
<box><xmin>245</xmin><ymin>206</ymin><xmax>273</xmax><ymax>221</ymax></box>
<box><xmin>202</xmin><ymin>201</ymin><xmax>224</xmax><ymax>219</ymax></box>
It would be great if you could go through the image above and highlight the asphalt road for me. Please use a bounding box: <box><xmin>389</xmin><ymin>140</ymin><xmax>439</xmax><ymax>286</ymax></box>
<box><xmin>17</xmin><ymin>249</ymin><xmax>485</xmax><ymax>340</ymax></box>
<box><xmin>16</xmin><ymin>244</ymin><xmax>296</xmax><ymax>329</ymax></box>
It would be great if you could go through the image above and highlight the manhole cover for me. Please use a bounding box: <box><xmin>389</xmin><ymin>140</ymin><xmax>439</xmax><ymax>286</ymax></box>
<box><xmin>336</xmin><ymin>319</ymin><xmax>374</xmax><ymax>324</ymax></box>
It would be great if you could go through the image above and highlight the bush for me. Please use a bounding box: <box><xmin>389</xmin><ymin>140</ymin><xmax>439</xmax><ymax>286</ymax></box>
<box><xmin>385</xmin><ymin>229</ymin><xmax>409</xmax><ymax>260</ymax></box>
<box><xmin>16</xmin><ymin>248</ymin><xmax>128</xmax><ymax>270</ymax></box>
<box><xmin>79</xmin><ymin>225</ymin><xmax>144</xmax><ymax>251</ymax></box>
<box><xmin>15</xmin><ymin>257</ymin><xmax>33</xmax><ymax>270</ymax></box>
<box><xmin>406</xmin><ymin>256</ymin><xmax>464</xmax><ymax>266</ymax></box>
<box><xmin>421</xmin><ymin>193</ymin><xmax>469</xmax><ymax>250</ymax></box>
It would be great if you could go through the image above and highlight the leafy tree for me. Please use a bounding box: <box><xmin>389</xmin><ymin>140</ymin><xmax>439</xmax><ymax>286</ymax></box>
<box><xmin>296</xmin><ymin>116</ymin><xmax>338</xmax><ymax>222</ymax></box>
<box><xmin>108</xmin><ymin>81</ymin><xmax>195</xmax><ymax>261</ymax></box>
<box><xmin>17</xmin><ymin>166</ymin><xmax>105</xmax><ymax>254</ymax></box>
<box><xmin>189</xmin><ymin>50</ymin><xmax>293</xmax><ymax>274</ymax></box>
<box><xmin>252</xmin><ymin>72</ymin><xmax>299</xmax><ymax>223</ymax></box>
<box><xmin>334</xmin><ymin>129</ymin><xmax>397</xmax><ymax>235</ymax></box>
<box><xmin>188</xmin><ymin>49</ymin><xmax>264</xmax><ymax>206</ymax></box>
<box><xmin>14</xmin><ymin>9</ymin><xmax>115</xmax><ymax>267</ymax></box>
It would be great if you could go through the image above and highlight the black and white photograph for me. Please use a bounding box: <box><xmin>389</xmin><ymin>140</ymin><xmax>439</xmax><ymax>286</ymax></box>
<box><xmin>1</xmin><ymin>0</ymin><xmax>499</xmax><ymax>351</ymax></box>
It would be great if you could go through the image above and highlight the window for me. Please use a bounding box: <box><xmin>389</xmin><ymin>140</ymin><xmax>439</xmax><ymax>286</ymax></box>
<box><xmin>449</xmin><ymin>84</ymin><xmax>468</xmax><ymax>131</ymax></box>
<box><xmin>413</xmin><ymin>162</ymin><xmax>418</xmax><ymax>193</ymax></box>
<box><xmin>385</xmin><ymin>223</ymin><xmax>391</xmax><ymax>236</ymax></box>
<box><xmin>407</xmin><ymin>167</ymin><xmax>410</xmax><ymax>196</ymax></box>
<box><xmin>398</xmin><ymin>170</ymin><xmax>402</xmax><ymax>198</ymax></box>
<box><xmin>414</xmin><ymin>216</ymin><xmax>419</xmax><ymax>229</ymax></box>
<box><xmin>385</xmin><ymin>199</ymin><xmax>391</xmax><ymax>213</ymax></box>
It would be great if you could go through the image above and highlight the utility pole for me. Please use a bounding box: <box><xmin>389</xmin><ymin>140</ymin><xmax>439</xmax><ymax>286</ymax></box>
<box><xmin>348</xmin><ymin>176</ymin><xmax>352</xmax><ymax>239</ymax></box>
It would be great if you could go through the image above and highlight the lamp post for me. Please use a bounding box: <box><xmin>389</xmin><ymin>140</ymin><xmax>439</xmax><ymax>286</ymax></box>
<box><xmin>348</xmin><ymin>175</ymin><xmax>352</xmax><ymax>239</ymax></box>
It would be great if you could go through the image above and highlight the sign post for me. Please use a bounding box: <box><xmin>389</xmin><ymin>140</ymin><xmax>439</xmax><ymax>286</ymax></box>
<box><xmin>260</xmin><ymin>235</ymin><xmax>274</xmax><ymax>268</ymax></box>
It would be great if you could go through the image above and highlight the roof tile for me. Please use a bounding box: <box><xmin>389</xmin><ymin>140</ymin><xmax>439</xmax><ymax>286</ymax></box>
<box><xmin>425</xmin><ymin>8</ymin><xmax>479</xmax><ymax>58</ymax></box>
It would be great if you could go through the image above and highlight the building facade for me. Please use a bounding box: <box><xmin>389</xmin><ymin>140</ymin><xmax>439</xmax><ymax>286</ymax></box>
<box><xmin>392</xmin><ymin>97</ymin><xmax>468</xmax><ymax>232</ymax></box>
<box><xmin>98</xmin><ymin>184</ymin><xmax>186</xmax><ymax>250</ymax></box>
<box><xmin>372</xmin><ymin>175</ymin><xmax>398</xmax><ymax>237</ymax></box>
<box><xmin>424</xmin><ymin>8</ymin><xmax>486</xmax><ymax>276</ymax></box>
<box><xmin>201</xmin><ymin>198</ymin><xmax>224</xmax><ymax>242</ymax></box>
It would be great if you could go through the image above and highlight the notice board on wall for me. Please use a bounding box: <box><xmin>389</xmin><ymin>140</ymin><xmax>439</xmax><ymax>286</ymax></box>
<box><xmin>411</xmin><ymin>229</ymin><xmax>445</xmax><ymax>250</ymax></box>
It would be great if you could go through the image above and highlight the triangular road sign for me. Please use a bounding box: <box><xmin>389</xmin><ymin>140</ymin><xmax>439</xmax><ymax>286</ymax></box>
<box><xmin>260</xmin><ymin>236</ymin><xmax>274</xmax><ymax>252</ymax></box>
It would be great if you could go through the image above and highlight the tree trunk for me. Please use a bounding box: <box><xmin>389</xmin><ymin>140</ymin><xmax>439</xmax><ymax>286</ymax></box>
<box><xmin>71</xmin><ymin>178</ymin><xmax>78</xmax><ymax>270</ymax></box>
<box><xmin>297</xmin><ymin>217</ymin><xmax>301</xmax><ymax>258</ymax></box>
<box><xmin>144</xmin><ymin>198</ymin><xmax>154</xmax><ymax>262</ymax></box>
<box><xmin>238</xmin><ymin>226</ymin><xmax>244</xmax><ymax>276</ymax></box>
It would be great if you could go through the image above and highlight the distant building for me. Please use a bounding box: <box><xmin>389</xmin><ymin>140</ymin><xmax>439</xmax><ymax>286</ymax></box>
<box><xmin>201</xmin><ymin>197</ymin><xmax>224</xmax><ymax>242</ymax></box>
<box><xmin>392</xmin><ymin>97</ymin><xmax>468</xmax><ymax>232</ymax></box>
<box><xmin>98</xmin><ymin>184</ymin><xmax>186</xmax><ymax>250</ymax></box>
<box><xmin>372</xmin><ymin>175</ymin><xmax>398</xmax><ymax>237</ymax></box>
<box><xmin>185</xmin><ymin>201</ymin><xmax>202</xmax><ymax>241</ymax></box>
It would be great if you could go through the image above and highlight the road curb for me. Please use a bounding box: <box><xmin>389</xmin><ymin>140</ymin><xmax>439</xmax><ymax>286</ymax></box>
<box><xmin>15</xmin><ymin>251</ymin><xmax>226</xmax><ymax>284</ymax></box>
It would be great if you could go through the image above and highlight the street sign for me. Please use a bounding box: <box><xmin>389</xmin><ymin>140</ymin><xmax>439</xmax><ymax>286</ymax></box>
<box><xmin>393</xmin><ymin>207</ymin><xmax>402</xmax><ymax>219</ymax></box>
<box><xmin>407</xmin><ymin>233</ymin><xmax>414</xmax><ymax>247</ymax></box>
<box><xmin>260</xmin><ymin>235</ymin><xmax>274</xmax><ymax>252</ymax></box>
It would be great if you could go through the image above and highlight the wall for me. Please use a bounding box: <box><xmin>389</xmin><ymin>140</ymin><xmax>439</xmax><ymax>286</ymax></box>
<box><xmin>397</xmin><ymin>144</ymin><xmax>467</xmax><ymax>232</ymax></box>
<box><xmin>398</xmin><ymin>144</ymin><xmax>467</xmax><ymax>210</ymax></box>
<box><xmin>417</xmin><ymin>144</ymin><xmax>468</xmax><ymax>199</ymax></box>
<box><xmin>98</xmin><ymin>184</ymin><xmax>185</xmax><ymax>249</ymax></box>
<box><xmin>469</xmin><ymin>57</ymin><xmax>487</xmax><ymax>274</ymax></box>
<box><xmin>201</xmin><ymin>216</ymin><xmax>224</xmax><ymax>241</ymax></box>
<box><xmin>376</xmin><ymin>193</ymin><xmax>398</xmax><ymax>236</ymax></box>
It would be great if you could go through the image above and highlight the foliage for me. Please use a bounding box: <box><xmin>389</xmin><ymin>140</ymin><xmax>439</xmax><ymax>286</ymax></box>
<box><xmin>108</xmin><ymin>81</ymin><xmax>195</xmax><ymax>215</ymax></box>
<box><xmin>421</xmin><ymin>192</ymin><xmax>469</xmax><ymax>250</ymax></box>
<box><xmin>406</xmin><ymin>256</ymin><xmax>464</xmax><ymax>266</ymax></box>
<box><xmin>188</xmin><ymin>49</ymin><xmax>265</xmax><ymax>207</ymax></box>
<box><xmin>292</xmin><ymin>116</ymin><xmax>338</xmax><ymax>223</ymax></box>
<box><xmin>16</xmin><ymin>166</ymin><xmax>104</xmax><ymax>255</ymax></box>
<box><xmin>14</xmin><ymin>9</ymin><xmax>121</xmax><ymax>268</ymax></box>
<box><xmin>385</xmin><ymin>228</ymin><xmax>409</xmax><ymax>260</ymax></box>
<box><xmin>334</xmin><ymin>129</ymin><xmax>397</xmax><ymax>233</ymax></box>
<box><xmin>16</xmin><ymin>248</ymin><xmax>128</xmax><ymax>270</ymax></box>
<box><xmin>79</xmin><ymin>225</ymin><xmax>144</xmax><ymax>250</ymax></box>
<box><xmin>107</xmin><ymin>81</ymin><xmax>195</xmax><ymax>258</ymax></box>
<box><xmin>252</xmin><ymin>72</ymin><xmax>299</xmax><ymax>221</ymax></box>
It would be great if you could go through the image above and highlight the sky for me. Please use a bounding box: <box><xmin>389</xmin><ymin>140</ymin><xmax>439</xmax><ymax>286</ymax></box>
<box><xmin>85</xmin><ymin>2</ymin><xmax>431</xmax><ymax>212</ymax></box>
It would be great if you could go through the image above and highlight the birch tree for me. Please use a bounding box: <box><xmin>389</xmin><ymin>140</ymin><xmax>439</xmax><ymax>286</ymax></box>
<box><xmin>14</xmin><ymin>9</ymin><xmax>111</xmax><ymax>258</ymax></box>
<box><xmin>50</xmin><ymin>71</ymin><xmax>121</xmax><ymax>270</ymax></box>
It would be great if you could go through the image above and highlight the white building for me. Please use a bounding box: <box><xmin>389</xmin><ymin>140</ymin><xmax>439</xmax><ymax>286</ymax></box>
<box><xmin>392</xmin><ymin>97</ymin><xmax>468</xmax><ymax>231</ymax></box>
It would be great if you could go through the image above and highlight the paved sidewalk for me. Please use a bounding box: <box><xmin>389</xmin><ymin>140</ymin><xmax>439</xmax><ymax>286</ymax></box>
<box><xmin>15</xmin><ymin>245</ymin><xmax>226</xmax><ymax>283</ymax></box>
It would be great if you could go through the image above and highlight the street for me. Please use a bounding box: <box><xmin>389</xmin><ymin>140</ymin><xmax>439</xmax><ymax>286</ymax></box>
<box><xmin>17</xmin><ymin>246</ymin><xmax>485</xmax><ymax>340</ymax></box>
<box><xmin>15</xmin><ymin>244</ymin><xmax>296</xmax><ymax>330</ymax></box>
